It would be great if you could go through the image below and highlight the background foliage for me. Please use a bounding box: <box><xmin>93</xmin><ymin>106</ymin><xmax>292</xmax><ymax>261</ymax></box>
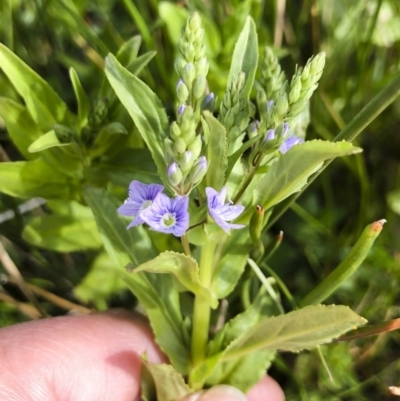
<box><xmin>1</xmin><ymin>0</ymin><xmax>400</xmax><ymax>399</ymax></box>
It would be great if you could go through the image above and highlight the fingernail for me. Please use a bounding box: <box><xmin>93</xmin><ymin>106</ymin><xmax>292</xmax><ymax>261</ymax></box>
<box><xmin>179</xmin><ymin>391</ymin><xmax>204</xmax><ymax>401</ymax></box>
<box><xmin>198</xmin><ymin>385</ymin><xmax>247</xmax><ymax>401</ymax></box>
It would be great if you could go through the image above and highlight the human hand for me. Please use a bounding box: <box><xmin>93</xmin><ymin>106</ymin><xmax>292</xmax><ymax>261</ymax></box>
<box><xmin>0</xmin><ymin>310</ymin><xmax>284</xmax><ymax>401</ymax></box>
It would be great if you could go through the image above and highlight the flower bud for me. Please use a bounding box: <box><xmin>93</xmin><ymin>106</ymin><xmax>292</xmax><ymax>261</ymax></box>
<box><xmin>182</xmin><ymin>63</ymin><xmax>196</xmax><ymax>87</ymax></box>
<box><xmin>189</xmin><ymin>156</ymin><xmax>207</xmax><ymax>185</ymax></box>
<box><xmin>174</xmin><ymin>137</ymin><xmax>187</xmax><ymax>154</ymax></box>
<box><xmin>187</xmin><ymin>135</ymin><xmax>202</xmax><ymax>159</ymax></box>
<box><xmin>164</xmin><ymin>138</ymin><xmax>175</xmax><ymax>163</ymax></box>
<box><xmin>247</xmin><ymin>120</ymin><xmax>259</xmax><ymax>139</ymax></box>
<box><xmin>194</xmin><ymin>57</ymin><xmax>209</xmax><ymax>76</ymax></box>
<box><xmin>174</xmin><ymin>56</ymin><xmax>186</xmax><ymax>76</ymax></box>
<box><xmin>168</xmin><ymin>162</ymin><xmax>183</xmax><ymax>187</ymax></box>
<box><xmin>263</xmin><ymin>129</ymin><xmax>275</xmax><ymax>142</ymax></box>
<box><xmin>189</xmin><ymin>12</ymin><xmax>201</xmax><ymax>31</ymax></box>
<box><xmin>201</xmin><ymin>92</ymin><xmax>215</xmax><ymax>112</ymax></box>
<box><xmin>193</xmin><ymin>76</ymin><xmax>207</xmax><ymax>100</ymax></box>
<box><xmin>275</xmin><ymin>93</ymin><xmax>289</xmax><ymax>116</ymax></box>
<box><xmin>170</xmin><ymin>121</ymin><xmax>181</xmax><ymax>140</ymax></box>
<box><xmin>178</xmin><ymin>104</ymin><xmax>186</xmax><ymax>116</ymax></box>
<box><xmin>289</xmin><ymin>76</ymin><xmax>302</xmax><ymax>104</ymax></box>
<box><xmin>180</xmin><ymin>151</ymin><xmax>194</xmax><ymax>173</ymax></box>
<box><xmin>176</xmin><ymin>79</ymin><xmax>189</xmax><ymax>103</ymax></box>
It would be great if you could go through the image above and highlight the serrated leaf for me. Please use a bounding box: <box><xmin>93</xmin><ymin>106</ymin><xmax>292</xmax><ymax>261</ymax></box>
<box><xmin>254</xmin><ymin>140</ymin><xmax>362</xmax><ymax>210</ymax></box>
<box><xmin>134</xmin><ymin>251</ymin><xmax>218</xmax><ymax>309</ymax></box>
<box><xmin>0</xmin><ymin>159</ymin><xmax>75</xmax><ymax>199</ymax></box>
<box><xmin>28</xmin><ymin>130</ymin><xmax>71</xmax><ymax>153</ymax></box>
<box><xmin>104</xmin><ymin>54</ymin><xmax>170</xmax><ymax>190</ymax></box>
<box><xmin>141</xmin><ymin>361</ymin><xmax>193</xmax><ymax>401</ymax></box>
<box><xmin>22</xmin><ymin>215</ymin><xmax>102</xmax><ymax>252</ymax></box>
<box><xmin>0</xmin><ymin>97</ymin><xmax>42</xmax><ymax>159</ymax></box>
<box><xmin>69</xmin><ymin>68</ymin><xmax>90</xmax><ymax>132</ymax></box>
<box><xmin>227</xmin><ymin>16</ymin><xmax>258</xmax><ymax>98</ymax></box>
<box><xmin>0</xmin><ymin>43</ymin><xmax>73</xmax><ymax>130</ymax></box>
<box><xmin>223</xmin><ymin>305</ymin><xmax>366</xmax><ymax>360</ymax></box>
<box><xmin>84</xmin><ymin>187</ymin><xmax>190</xmax><ymax>374</ymax></box>
<box><xmin>202</xmin><ymin>111</ymin><xmax>228</xmax><ymax>190</ymax></box>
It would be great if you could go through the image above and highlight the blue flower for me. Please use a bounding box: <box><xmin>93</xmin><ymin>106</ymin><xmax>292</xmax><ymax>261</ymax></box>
<box><xmin>141</xmin><ymin>193</ymin><xmax>189</xmax><ymax>237</ymax></box>
<box><xmin>279</xmin><ymin>135</ymin><xmax>304</xmax><ymax>154</ymax></box>
<box><xmin>118</xmin><ymin>181</ymin><xmax>164</xmax><ymax>228</ymax></box>
<box><xmin>206</xmin><ymin>186</ymin><xmax>245</xmax><ymax>234</ymax></box>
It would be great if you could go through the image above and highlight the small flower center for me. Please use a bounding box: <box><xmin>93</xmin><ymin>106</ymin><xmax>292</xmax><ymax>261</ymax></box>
<box><xmin>161</xmin><ymin>213</ymin><xmax>176</xmax><ymax>227</ymax></box>
<box><xmin>139</xmin><ymin>200</ymin><xmax>152</xmax><ymax>212</ymax></box>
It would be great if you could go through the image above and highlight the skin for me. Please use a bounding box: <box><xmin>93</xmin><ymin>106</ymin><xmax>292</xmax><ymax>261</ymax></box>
<box><xmin>0</xmin><ymin>310</ymin><xmax>285</xmax><ymax>401</ymax></box>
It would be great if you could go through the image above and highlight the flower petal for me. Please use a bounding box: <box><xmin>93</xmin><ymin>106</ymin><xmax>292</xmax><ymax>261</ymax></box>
<box><xmin>117</xmin><ymin>201</ymin><xmax>140</xmax><ymax>216</ymax></box>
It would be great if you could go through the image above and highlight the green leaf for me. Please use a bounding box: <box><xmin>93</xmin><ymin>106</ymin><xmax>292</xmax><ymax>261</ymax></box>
<box><xmin>300</xmin><ymin>220</ymin><xmax>386</xmax><ymax>307</ymax></box>
<box><xmin>28</xmin><ymin>130</ymin><xmax>71</xmax><ymax>153</ymax></box>
<box><xmin>0</xmin><ymin>97</ymin><xmax>42</xmax><ymax>159</ymax></box>
<box><xmin>223</xmin><ymin>305</ymin><xmax>366</xmax><ymax>360</ymax></box>
<box><xmin>105</xmin><ymin>54</ymin><xmax>170</xmax><ymax>189</ymax></box>
<box><xmin>211</xmin><ymin>229</ymin><xmax>250</xmax><ymax>299</ymax></box>
<box><xmin>69</xmin><ymin>68</ymin><xmax>90</xmax><ymax>132</ymax></box>
<box><xmin>227</xmin><ymin>16</ymin><xmax>258</xmax><ymax>98</ymax></box>
<box><xmin>74</xmin><ymin>252</ymin><xmax>126</xmax><ymax>310</ymax></box>
<box><xmin>127</xmin><ymin>51</ymin><xmax>157</xmax><ymax>76</ymax></box>
<box><xmin>22</xmin><ymin>215</ymin><xmax>102</xmax><ymax>252</ymax></box>
<box><xmin>202</xmin><ymin>112</ymin><xmax>228</xmax><ymax>190</ymax></box>
<box><xmin>254</xmin><ymin>140</ymin><xmax>362</xmax><ymax>211</ymax></box>
<box><xmin>89</xmin><ymin>122</ymin><xmax>129</xmax><ymax>158</ymax></box>
<box><xmin>141</xmin><ymin>361</ymin><xmax>193</xmax><ymax>401</ymax></box>
<box><xmin>84</xmin><ymin>187</ymin><xmax>190</xmax><ymax>374</ymax></box>
<box><xmin>0</xmin><ymin>43</ymin><xmax>73</xmax><ymax>130</ymax></box>
<box><xmin>0</xmin><ymin>159</ymin><xmax>75</xmax><ymax>199</ymax></box>
<box><xmin>116</xmin><ymin>36</ymin><xmax>142</xmax><ymax>68</ymax></box>
<box><xmin>134</xmin><ymin>251</ymin><xmax>218</xmax><ymax>309</ymax></box>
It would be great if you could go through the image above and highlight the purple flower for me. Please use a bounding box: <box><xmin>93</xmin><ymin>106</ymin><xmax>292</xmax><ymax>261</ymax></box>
<box><xmin>141</xmin><ymin>193</ymin><xmax>189</xmax><ymax>237</ymax></box>
<box><xmin>178</xmin><ymin>104</ymin><xmax>186</xmax><ymax>115</ymax></box>
<box><xmin>279</xmin><ymin>135</ymin><xmax>304</xmax><ymax>154</ymax></box>
<box><xmin>118</xmin><ymin>181</ymin><xmax>164</xmax><ymax>228</ymax></box>
<box><xmin>206</xmin><ymin>186</ymin><xmax>245</xmax><ymax>234</ymax></box>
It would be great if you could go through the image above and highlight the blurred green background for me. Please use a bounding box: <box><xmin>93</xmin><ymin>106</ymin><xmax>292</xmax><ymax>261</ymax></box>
<box><xmin>1</xmin><ymin>0</ymin><xmax>400</xmax><ymax>399</ymax></box>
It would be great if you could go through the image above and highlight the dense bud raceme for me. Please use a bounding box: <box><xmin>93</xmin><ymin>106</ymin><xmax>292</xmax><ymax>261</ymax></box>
<box><xmin>259</xmin><ymin>47</ymin><xmax>286</xmax><ymax>101</ymax></box>
<box><xmin>206</xmin><ymin>187</ymin><xmax>245</xmax><ymax>234</ymax></box>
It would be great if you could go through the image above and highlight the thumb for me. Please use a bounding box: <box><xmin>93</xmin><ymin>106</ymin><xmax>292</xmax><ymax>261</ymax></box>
<box><xmin>180</xmin><ymin>377</ymin><xmax>285</xmax><ymax>401</ymax></box>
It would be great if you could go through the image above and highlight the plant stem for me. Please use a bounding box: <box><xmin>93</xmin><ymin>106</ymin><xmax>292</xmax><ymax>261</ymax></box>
<box><xmin>233</xmin><ymin>157</ymin><xmax>261</xmax><ymax>203</ymax></box>
<box><xmin>191</xmin><ymin>240</ymin><xmax>216</xmax><ymax>368</ymax></box>
<box><xmin>181</xmin><ymin>234</ymin><xmax>192</xmax><ymax>256</ymax></box>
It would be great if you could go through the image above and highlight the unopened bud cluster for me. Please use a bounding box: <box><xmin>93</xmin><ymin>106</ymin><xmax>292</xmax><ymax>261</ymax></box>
<box><xmin>219</xmin><ymin>72</ymin><xmax>250</xmax><ymax>155</ymax></box>
<box><xmin>166</xmin><ymin>13</ymin><xmax>210</xmax><ymax>193</ymax></box>
<box><xmin>174</xmin><ymin>12</ymin><xmax>209</xmax><ymax>110</ymax></box>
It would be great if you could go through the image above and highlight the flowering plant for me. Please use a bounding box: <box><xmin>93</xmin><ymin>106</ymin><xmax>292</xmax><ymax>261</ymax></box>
<box><xmin>0</xmin><ymin>8</ymin><xmax>393</xmax><ymax>400</ymax></box>
<box><xmin>98</xmin><ymin>13</ymin><xmax>384</xmax><ymax>398</ymax></box>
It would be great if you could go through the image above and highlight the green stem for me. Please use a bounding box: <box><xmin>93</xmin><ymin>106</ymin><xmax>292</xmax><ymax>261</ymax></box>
<box><xmin>181</xmin><ymin>234</ymin><xmax>191</xmax><ymax>256</ymax></box>
<box><xmin>191</xmin><ymin>240</ymin><xmax>216</xmax><ymax>370</ymax></box>
<box><xmin>233</xmin><ymin>157</ymin><xmax>261</xmax><ymax>203</ymax></box>
<box><xmin>266</xmin><ymin>72</ymin><xmax>400</xmax><ymax>230</ymax></box>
